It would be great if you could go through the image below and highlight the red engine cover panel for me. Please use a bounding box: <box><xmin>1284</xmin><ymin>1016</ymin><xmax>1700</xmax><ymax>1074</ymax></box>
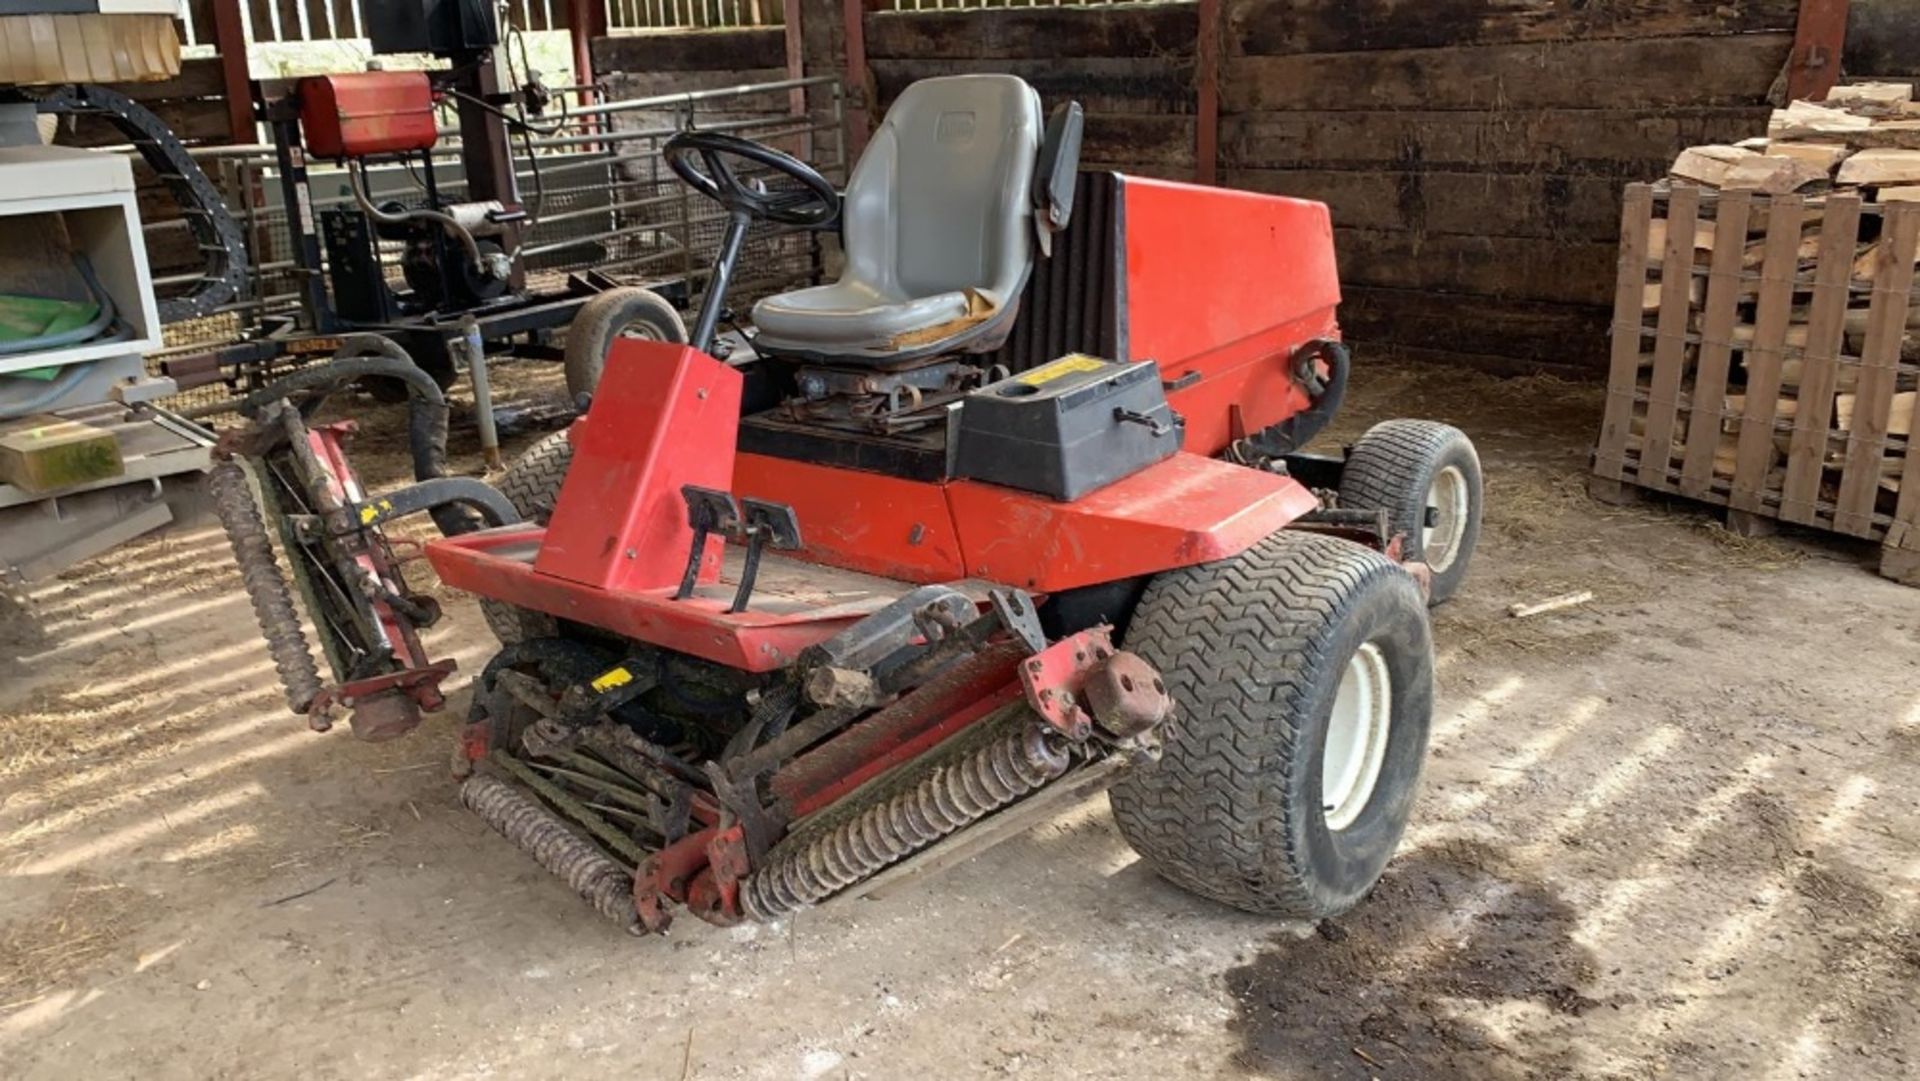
<box><xmin>299</xmin><ymin>72</ymin><xmax>438</xmax><ymax>159</ymax></box>
<box><xmin>1119</xmin><ymin>177</ymin><xmax>1343</xmax><ymax>457</ymax></box>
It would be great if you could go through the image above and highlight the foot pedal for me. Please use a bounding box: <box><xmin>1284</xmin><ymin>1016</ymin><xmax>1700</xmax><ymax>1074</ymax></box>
<box><xmin>732</xmin><ymin>498</ymin><xmax>802</xmax><ymax>613</ymax></box>
<box><xmin>673</xmin><ymin>487</ymin><xmax>802</xmax><ymax>611</ymax></box>
<box><xmin>676</xmin><ymin>485</ymin><xmax>742</xmax><ymax>600</ymax></box>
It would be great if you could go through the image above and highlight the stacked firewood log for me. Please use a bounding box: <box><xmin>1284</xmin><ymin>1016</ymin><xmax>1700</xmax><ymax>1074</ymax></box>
<box><xmin>1642</xmin><ymin>82</ymin><xmax>1919</xmax><ymax>499</ymax></box>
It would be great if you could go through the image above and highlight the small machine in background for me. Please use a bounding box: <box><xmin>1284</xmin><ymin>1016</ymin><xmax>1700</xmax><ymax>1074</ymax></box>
<box><xmin>168</xmin><ymin>0</ymin><xmax>690</xmax><ymax>468</ymax></box>
<box><xmin>0</xmin><ymin>2</ymin><xmax>218</xmax><ymax>582</ymax></box>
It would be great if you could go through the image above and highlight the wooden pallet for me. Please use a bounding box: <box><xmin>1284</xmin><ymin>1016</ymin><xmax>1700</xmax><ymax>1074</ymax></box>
<box><xmin>1592</xmin><ymin>183</ymin><xmax>1920</xmax><ymax>586</ymax></box>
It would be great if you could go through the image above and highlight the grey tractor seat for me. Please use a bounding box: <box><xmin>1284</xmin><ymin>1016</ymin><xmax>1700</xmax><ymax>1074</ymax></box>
<box><xmin>751</xmin><ymin>75</ymin><xmax>1045</xmax><ymax>364</ymax></box>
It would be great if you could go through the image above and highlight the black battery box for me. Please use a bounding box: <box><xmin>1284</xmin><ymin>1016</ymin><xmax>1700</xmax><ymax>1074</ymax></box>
<box><xmin>954</xmin><ymin>355</ymin><xmax>1183</xmax><ymax>501</ymax></box>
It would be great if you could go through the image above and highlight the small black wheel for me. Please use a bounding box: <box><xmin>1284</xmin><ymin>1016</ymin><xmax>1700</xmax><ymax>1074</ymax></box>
<box><xmin>564</xmin><ymin>287</ymin><xmax>688</xmax><ymax>400</ymax></box>
<box><xmin>1338</xmin><ymin>419</ymin><xmax>1483</xmax><ymax>606</ymax></box>
<box><xmin>1109</xmin><ymin>529</ymin><xmax>1434</xmax><ymax>920</ymax></box>
<box><xmin>478</xmin><ymin>430</ymin><xmax>576</xmax><ymax>645</ymax></box>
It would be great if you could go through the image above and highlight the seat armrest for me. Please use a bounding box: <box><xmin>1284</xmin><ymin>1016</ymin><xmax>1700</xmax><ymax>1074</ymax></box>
<box><xmin>1033</xmin><ymin>101</ymin><xmax>1084</xmax><ymax>252</ymax></box>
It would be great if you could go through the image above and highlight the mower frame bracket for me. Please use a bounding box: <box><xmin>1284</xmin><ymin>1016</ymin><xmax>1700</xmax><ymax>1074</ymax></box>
<box><xmin>1017</xmin><ymin>627</ymin><xmax>1116</xmax><ymax>741</ymax></box>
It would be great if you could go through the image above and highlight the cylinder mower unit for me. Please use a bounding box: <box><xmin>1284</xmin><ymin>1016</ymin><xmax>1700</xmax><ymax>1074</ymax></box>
<box><xmin>214</xmin><ymin>74</ymin><xmax>1486</xmax><ymax>935</ymax></box>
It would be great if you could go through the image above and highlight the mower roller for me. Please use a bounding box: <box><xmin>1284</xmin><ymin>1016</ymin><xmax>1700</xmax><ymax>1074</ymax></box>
<box><xmin>213</xmin><ymin>75</ymin><xmax>1484</xmax><ymax>933</ymax></box>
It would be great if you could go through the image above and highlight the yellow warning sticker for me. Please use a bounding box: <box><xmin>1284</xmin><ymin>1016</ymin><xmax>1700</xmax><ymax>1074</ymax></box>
<box><xmin>591</xmin><ymin>666</ymin><xmax>634</xmax><ymax>693</ymax></box>
<box><xmin>358</xmin><ymin>498</ymin><xmax>394</xmax><ymax>525</ymax></box>
<box><xmin>1017</xmin><ymin>353</ymin><xmax>1108</xmax><ymax>387</ymax></box>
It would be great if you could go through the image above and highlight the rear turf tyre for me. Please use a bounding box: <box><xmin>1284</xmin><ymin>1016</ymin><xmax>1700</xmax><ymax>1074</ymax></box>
<box><xmin>1109</xmin><ymin>530</ymin><xmax>1434</xmax><ymax>920</ymax></box>
<box><xmin>478</xmin><ymin>431</ymin><xmax>576</xmax><ymax>645</ymax></box>
<box><xmin>1338</xmin><ymin>419</ymin><xmax>1482</xmax><ymax>606</ymax></box>
<box><xmin>563</xmin><ymin>287</ymin><xmax>688</xmax><ymax>400</ymax></box>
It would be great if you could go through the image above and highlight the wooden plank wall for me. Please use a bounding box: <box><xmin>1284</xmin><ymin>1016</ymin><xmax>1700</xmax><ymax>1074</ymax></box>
<box><xmin>1219</xmin><ymin>0</ymin><xmax>1799</xmax><ymax>377</ymax></box>
<box><xmin>593</xmin><ymin>2</ymin><xmax>1817</xmax><ymax>377</ymax></box>
<box><xmin>592</xmin><ymin>5</ymin><xmax>1198</xmax><ymax>178</ymax></box>
<box><xmin>592</xmin><ymin>27</ymin><xmax>793</xmax><ymax>102</ymax></box>
<box><xmin>1849</xmin><ymin>0</ymin><xmax>1920</xmax><ymax>77</ymax></box>
<box><xmin>863</xmin><ymin>6</ymin><xmax>1197</xmax><ymax>179</ymax></box>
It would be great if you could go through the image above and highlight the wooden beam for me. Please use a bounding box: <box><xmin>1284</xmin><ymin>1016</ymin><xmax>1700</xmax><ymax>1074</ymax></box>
<box><xmin>784</xmin><ymin>0</ymin><xmax>806</xmax><ymax>120</ymax></box>
<box><xmin>1787</xmin><ymin>0</ymin><xmax>1849</xmax><ymax>101</ymax></box>
<box><xmin>843</xmin><ymin>0</ymin><xmax>871</xmax><ymax>156</ymax></box>
<box><xmin>1195</xmin><ymin>0</ymin><xmax>1219</xmax><ymax>184</ymax></box>
<box><xmin>209</xmin><ymin>0</ymin><xmax>251</xmax><ymax>144</ymax></box>
<box><xmin>566</xmin><ymin>0</ymin><xmax>606</xmax><ymax>87</ymax></box>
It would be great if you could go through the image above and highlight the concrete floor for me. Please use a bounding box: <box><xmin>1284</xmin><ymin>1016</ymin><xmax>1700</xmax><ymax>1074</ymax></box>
<box><xmin>2</xmin><ymin>362</ymin><xmax>1916</xmax><ymax>1079</ymax></box>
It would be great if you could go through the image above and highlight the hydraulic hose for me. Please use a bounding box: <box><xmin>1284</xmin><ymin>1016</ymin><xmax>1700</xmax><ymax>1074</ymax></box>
<box><xmin>348</xmin><ymin>161</ymin><xmax>489</xmax><ymax>273</ymax></box>
<box><xmin>1245</xmin><ymin>338</ymin><xmax>1350</xmax><ymax>458</ymax></box>
<box><xmin>236</xmin><ymin>342</ymin><xmax>482</xmax><ymax>537</ymax></box>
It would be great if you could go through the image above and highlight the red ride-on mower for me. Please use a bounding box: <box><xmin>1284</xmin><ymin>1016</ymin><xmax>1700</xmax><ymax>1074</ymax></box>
<box><xmin>213</xmin><ymin>75</ymin><xmax>1483</xmax><ymax>933</ymax></box>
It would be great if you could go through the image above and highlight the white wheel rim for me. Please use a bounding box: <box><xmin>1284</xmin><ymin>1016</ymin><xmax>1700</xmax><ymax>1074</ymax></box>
<box><xmin>617</xmin><ymin>322</ymin><xmax>662</xmax><ymax>340</ymax></box>
<box><xmin>1423</xmin><ymin>465</ymin><xmax>1470</xmax><ymax>573</ymax></box>
<box><xmin>1322</xmin><ymin>641</ymin><xmax>1392</xmax><ymax>832</ymax></box>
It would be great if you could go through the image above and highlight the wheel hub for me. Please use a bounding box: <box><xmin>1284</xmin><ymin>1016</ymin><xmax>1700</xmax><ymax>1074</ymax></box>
<box><xmin>1322</xmin><ymin>640</ymin><xmax>1392</xmax><ymax>832</ymax></box>
<box><xmin>1424</xmin><ymin>465</ymin><xmax>1470</xmax><ymax>573</ymax></box>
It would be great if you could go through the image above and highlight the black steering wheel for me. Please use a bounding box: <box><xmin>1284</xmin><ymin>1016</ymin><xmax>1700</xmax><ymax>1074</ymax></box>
<box><xmin>664</xmin><ymin>130</ymin><xmax>840</xmax><ymax>230</ymax></box>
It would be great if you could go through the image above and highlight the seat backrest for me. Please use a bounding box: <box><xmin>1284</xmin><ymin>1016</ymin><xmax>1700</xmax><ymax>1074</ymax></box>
<box><xmin>841</xmin><ymin>75</ymin><xmax>1043</xmax><ymax>302</ymax></box>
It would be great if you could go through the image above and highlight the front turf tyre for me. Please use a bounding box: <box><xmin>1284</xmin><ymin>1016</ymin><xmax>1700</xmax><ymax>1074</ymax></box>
<box><xmin>478</xmin><ymin>431</ymin><xmax>575</xmax><ymax>645</ymax></box>
<box><xmin>563</xmin><ymin>287</ymin><xmax>688</xmax><ymax>400</ymax></box>
<box><xmin>1109</xmin><ymin>530</ymin><xmax>1434</xmax><ymax>920</ymax></box>
<box><xmin>1338</xmin><ymin>419</ymin><xmax>1483</xmax><ymax>606</ymax></box>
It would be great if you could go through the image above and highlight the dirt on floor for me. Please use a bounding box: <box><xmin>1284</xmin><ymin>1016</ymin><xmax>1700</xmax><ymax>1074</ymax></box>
<box><xmin>2</xmin><ymin>358</ymin><xmax>1917</xmax><ymax>1080</ymax></box>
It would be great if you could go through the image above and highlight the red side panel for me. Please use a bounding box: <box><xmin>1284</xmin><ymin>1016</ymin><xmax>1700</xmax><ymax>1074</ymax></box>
<box><xmin>946</xmin><ymin>452</ymin><xmax>1319</xmax><ymax>592</ymax></box>
<box><xmin>534</xmin><ymin>342</ymin><xmax>743</xmax><ymax>592</ymax></box>
<box><xmin>1120</xmin><ymin>176</ymin><xmax>1343</xmax><ymax>456</ymax></box>
<box><xmin>298</xmin><ymin>72</ymin><xmax>439</xmax><ymax>158</ymax></box>
<box><xmin>733</xmin><ymin>452</ymin><xmax>968</xmax><ymax>583</ymax></box>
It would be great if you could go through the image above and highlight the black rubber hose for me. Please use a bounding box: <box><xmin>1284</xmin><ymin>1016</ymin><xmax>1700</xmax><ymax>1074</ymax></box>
<box><xmin>1247</xmin><ymin>339</ymin><xmax>1350</xmax><ymax>458</ymax></box>
<box><xmin>237</xmin><ymin>344</ymin><xmax>481</xmax><ymax>537</ymax></box>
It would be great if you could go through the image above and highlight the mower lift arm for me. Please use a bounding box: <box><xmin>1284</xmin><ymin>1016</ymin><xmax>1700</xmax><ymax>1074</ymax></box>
<box><xmin>348</xmin><ymin>476</ymin><xmax>519</xmax><ymax>532</ymax></box>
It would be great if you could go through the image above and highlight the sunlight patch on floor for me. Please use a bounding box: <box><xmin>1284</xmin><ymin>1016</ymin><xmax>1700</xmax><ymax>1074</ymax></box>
<box><xmin>0</xmin><ymin>695</ymin><xmax>283</xmax><ymax>822</ymax></box>
<box><xmin>8</xmin><ymin>782</ymin><xmax>267</xmax><ymax>877</ymax></box>
<box><xmin>82</xmin><ymin>637</ymin><xmax>275</xmax><ymax>699</ymax></box>
<box><xmin>0</xmin><ymin>730</ymin><xmax>309</xmax><ymax>860</ymax></box>
<box><xmin>0</xmin><ymin>987</ymin><xmax>107</xmax><ymax>1042</ymax></box>
<box><xmin>1632</xmin><ymin>774</ymin><xmax>1877</xmax><ymax>1070</ymax></box>
<box><xmin>21</xmin><ymin>592</ymin><xmax>248</xmax><ymax>663</ymax></box>
<box><xmin>1540</xmin><ymin>724</ymin><xmax>1681</xmax><ymax>841</ymax></box>
<box><xmin>1430</xmin><ymin>674</ymin><xmax>1524</xmax><ymax>746</ymax></box>
<box><xmin>1444</xmin><ymin>696</ymin><xmax>1601</xmax><ymax>818</ymax></box>
<box><xmin>1572</xmin><ymin>752</ymin><xmax>1775</xmax><ymax>946</ymax></box>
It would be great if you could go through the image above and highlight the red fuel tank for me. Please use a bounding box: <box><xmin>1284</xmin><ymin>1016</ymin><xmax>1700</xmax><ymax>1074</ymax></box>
<box><xmin>299</xmin><ymin>71</ymin><xmax>439</xmax><ymax>159</ymax></box>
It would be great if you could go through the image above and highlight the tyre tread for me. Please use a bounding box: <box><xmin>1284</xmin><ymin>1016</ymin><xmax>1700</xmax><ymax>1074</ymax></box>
<box><xmin>478</xmin><ymin>431</ymin><xmax>574</xmax><ymax>644</ymax></box>
<box><xmin>1110</xmin><ymin>529</ymin><xmax>1420</xmax><ymax>917</ymax></box>
<box><xmin>1338</xmin><ymin>419</ymin><xmax>1481</xmax><ymax>604</ymax></box>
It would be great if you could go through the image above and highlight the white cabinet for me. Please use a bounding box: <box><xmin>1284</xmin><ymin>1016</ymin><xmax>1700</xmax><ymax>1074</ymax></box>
<box><xmin>0</xmin><ymin>144</ymin><xmax>162</xmax><ymax>378</ymax></box>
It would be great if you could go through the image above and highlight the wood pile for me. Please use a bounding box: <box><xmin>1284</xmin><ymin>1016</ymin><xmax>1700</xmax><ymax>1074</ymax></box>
<box><xmin>1593</xmin><ymin>83</ymin><xmax>1920</xmax><ymax>586</ymax></box>
<box><xmin>1665</xmin><ymin>82</ymin><xmax>1920</xmax><ymax>191</ymax></box>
